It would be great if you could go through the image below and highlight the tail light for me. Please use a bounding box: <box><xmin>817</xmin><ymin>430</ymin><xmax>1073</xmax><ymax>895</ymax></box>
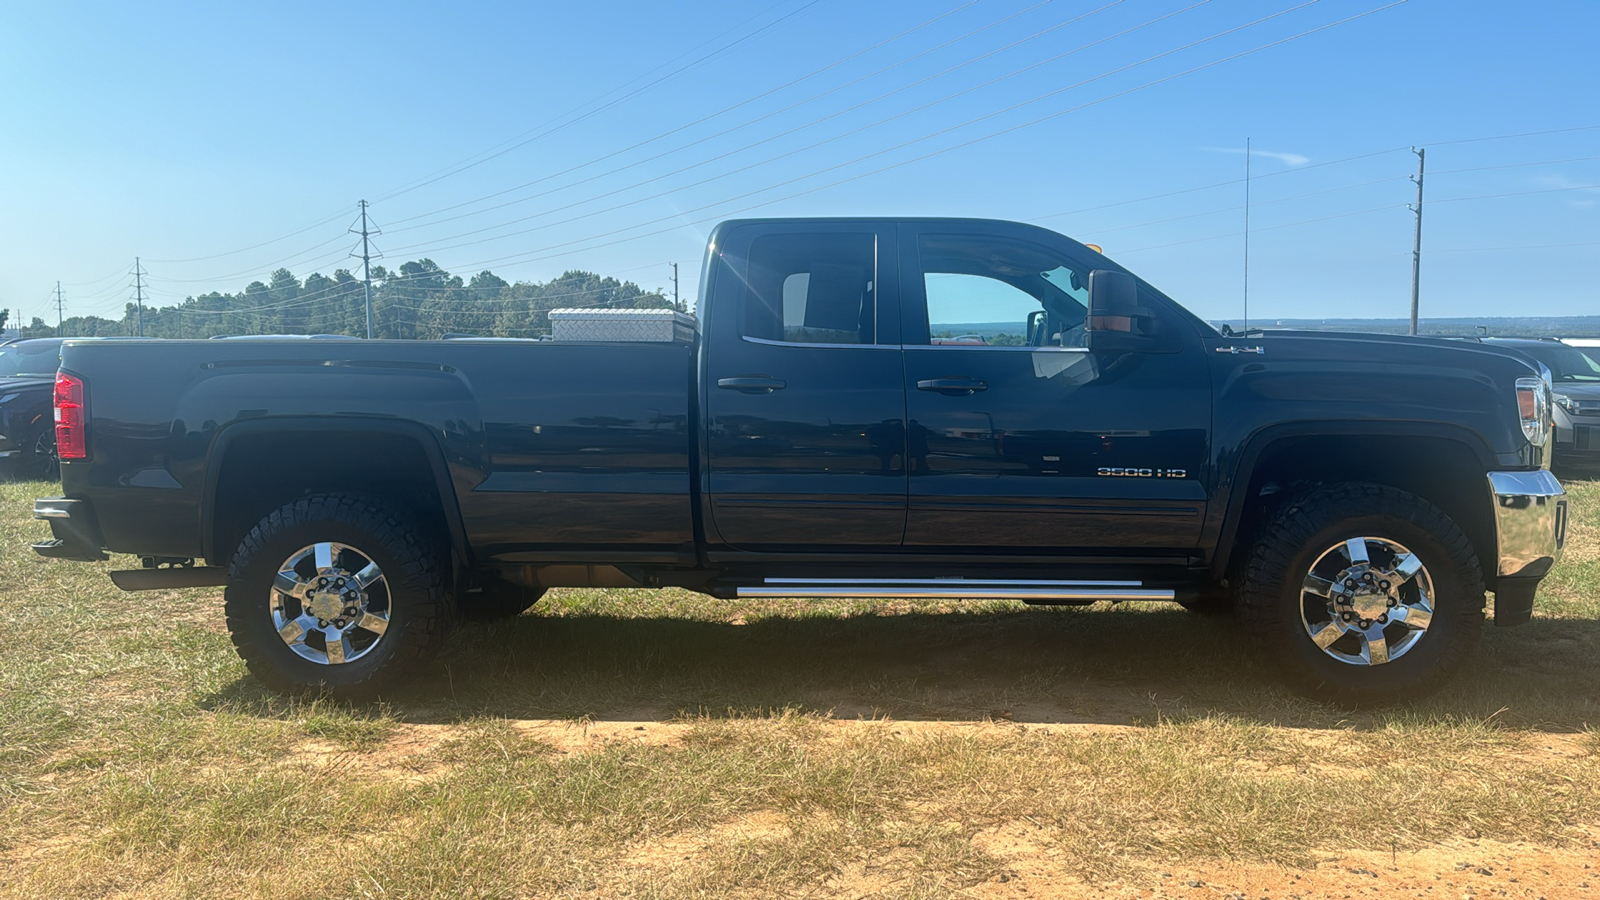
<box><xmin>1515</xmin><ymin>376</ymin><xmax>1550</xmax><ymax>447</ymax></box>
<box><xmin>54</xmin><ymin>372</ymin><xmax>86</xmax><ymax>460</ymax></box>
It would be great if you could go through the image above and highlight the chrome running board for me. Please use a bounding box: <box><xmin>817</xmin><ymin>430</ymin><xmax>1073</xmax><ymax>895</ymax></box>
<box><xmin>736</xmin><ymin>577</ymin><xmax>1173</xmax><ymax>601</ymax></box>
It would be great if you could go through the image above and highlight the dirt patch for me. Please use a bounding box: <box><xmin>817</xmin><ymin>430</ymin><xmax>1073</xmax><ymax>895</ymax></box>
<box><xmin>508</xmin><ymin>718</ymin><xmax>694</xmax><ymax>755</ymax></box>
<box><xmin>967</xmin><ymin>828</ymin><xmax>1600</xmax><ymax>899</ymax></box>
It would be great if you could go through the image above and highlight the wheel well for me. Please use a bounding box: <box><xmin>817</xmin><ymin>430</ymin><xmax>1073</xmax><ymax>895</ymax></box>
<box><xmin>209</xmin><ymin>429</ymin><xmax>456</xmax><ymax>570</ymax></box>
<box><xmin>1223</xmin><ymin>434</ymin><xmax>1497</xmax><ymax>586</ymax></box>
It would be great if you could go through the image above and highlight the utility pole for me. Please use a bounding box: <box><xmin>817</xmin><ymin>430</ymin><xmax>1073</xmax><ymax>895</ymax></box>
<box><xmin>134</xmin><ymin>258</ymin><xmax>146</xmax><ymax>337</ymax></box>
<box><xmin>671</xmin><ymin>262</ymin><xmax>680</xmax><ymax>312</ymax></box>
<box><xmin>1408</xmin><ymin>147</ymin><xmax>1426</xmax><ymax>336</ymax></box>
<box><xmin>353</xmin><ymin>200</ymin><xmax>377</xmax><ymax>339</ymax></box>
<box><xmin>1242</xmin><ymin>136</ymin><xmax>1251</xmax><ymax>334</ymax></box>
<box><xmin>55</xmin><ymin>282</ymin><xmax>65</xmax><ymax>336</ymax></box>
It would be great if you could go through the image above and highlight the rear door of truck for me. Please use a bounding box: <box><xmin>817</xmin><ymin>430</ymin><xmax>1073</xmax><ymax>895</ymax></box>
<box><xmin>701</xmin><ymin>221</ymin><xmax>908</xmax><ymax>550</ymax></box>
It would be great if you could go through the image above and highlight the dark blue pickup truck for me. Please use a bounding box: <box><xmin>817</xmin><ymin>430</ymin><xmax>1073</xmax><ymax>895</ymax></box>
<box><xmin>32</xmin><ymin>217</ymin><xmax>1568</xmax><ymax>703</ymax></box>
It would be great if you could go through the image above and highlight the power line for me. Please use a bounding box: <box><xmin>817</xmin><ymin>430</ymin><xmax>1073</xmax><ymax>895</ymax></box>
<box><xmin>382</xmin><ymin>0</ymin><xmax>994</xmax><ymax>229</ymax></box>
<box><xmin>383</xmin><ymin>0</ymin><xmax>1095</xmax><ymax>236</ymax></box>
<box><xmin>374</xmin><ymin>0</ymin><xmax>824</xmax><ymax>203</ymax></box>
<box><xmin>385</xmin><ymin>0</ymin><xmax>1410</xmax><ymax>276</ymax></box>
<box><xmin>385</xmin><ymin>0</ymin><xmax>1207</xmax><ymax>255</ymax></box>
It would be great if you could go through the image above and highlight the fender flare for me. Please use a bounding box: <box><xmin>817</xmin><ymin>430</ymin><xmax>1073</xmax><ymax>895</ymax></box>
<box><xmin>199</xmin><ymin>416</ymin><xmax>472</xmax><ymax>571</ymax></box>
<box><xmin>1207</xmin><ymin>420</ymin><xmax>1498</xmax><ymax>581</ymax></box>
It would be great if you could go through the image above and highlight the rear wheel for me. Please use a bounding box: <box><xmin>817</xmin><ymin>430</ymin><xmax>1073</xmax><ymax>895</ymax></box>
<box><xmin>1238</xmin><ymin>482</ymin><xmax>1484</xmax><ymax>704</ymax></box>
<box><xmin>224</xmin><ymin>495</ymin><xmax>450</xmax><ymax>700</ymax></box>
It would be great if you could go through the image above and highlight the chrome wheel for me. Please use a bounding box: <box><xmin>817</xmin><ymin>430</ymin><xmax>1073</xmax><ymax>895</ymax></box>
<box><xmin>1299</xmin><ymin>536</ymin><xmax>1434</xmax><ymax>667</ymax></box>
<box><xmin>269</xmin><ymin>542</ymin><xmax>390</xmax><ymax>665</ymax></box>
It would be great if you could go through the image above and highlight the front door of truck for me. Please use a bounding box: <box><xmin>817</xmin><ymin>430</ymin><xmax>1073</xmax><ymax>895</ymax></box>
<box><xmin>703</xmin><ymin>222</ymin><xmax>908</xmax><ymax>550</ymax></box>
<box><xmin>897</xmin><ymin>223</ymin><xmax>1210</xmax><ymax>555</ymax></box>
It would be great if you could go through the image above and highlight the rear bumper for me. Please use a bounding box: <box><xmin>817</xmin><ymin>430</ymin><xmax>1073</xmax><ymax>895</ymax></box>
<box><xmin>32</xmin><ymin>496</ymin><xmax>108</xmax><ymax>561</ymax></box>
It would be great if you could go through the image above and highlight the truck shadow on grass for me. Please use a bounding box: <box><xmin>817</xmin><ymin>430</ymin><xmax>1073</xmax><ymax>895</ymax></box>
<box><xmin>207</xmin><ymin>602</ymin><xmax>1600</xmax><ymax>731</ymax></box>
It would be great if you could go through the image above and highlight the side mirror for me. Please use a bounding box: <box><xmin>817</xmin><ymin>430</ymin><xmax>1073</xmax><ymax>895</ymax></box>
<box><xmin>1085</xmin><ymin>269</ymin><xmax>1159</xmax><ymax>352</ymax></box>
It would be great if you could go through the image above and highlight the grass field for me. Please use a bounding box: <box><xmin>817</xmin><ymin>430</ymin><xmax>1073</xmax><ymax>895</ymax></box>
<box><xmin>2</xmin><ymin>477</ymin><xmax>1598</xmax><ymax>899</ymax></box>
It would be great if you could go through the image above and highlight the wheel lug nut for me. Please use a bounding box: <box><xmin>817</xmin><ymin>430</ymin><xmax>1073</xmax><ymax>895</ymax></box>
<box><xmin>1379</xmin><ymin>580</ymin><xmax>1390</xmax><ymax>591</ymax></box>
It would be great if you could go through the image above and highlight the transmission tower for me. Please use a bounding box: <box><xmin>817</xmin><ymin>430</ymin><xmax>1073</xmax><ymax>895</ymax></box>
<box><xmin>54</xmin><ymin>282</ymin><xmax>64</xmax><ymax>336</ymax></box>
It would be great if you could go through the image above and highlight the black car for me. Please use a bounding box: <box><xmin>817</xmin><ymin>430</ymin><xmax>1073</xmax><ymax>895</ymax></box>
<box><xmin>0</xmin><ymin>338</ymin><xmax>65</xmax><ymax>479</ymax></box>
<box><xmin>1477</xmin><ymin>338</ymin><xmax>1600</xmax><ymax>471</ymax></box>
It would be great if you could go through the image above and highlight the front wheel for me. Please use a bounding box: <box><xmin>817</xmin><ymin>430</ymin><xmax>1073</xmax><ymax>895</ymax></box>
<box><xmin>1238</xmin><ymin>482</ymin><xmax>1484</xmax><ymax>704</ymax></box>
<box><xmin>224</xmin><ymin>495</ymin><xmax>451</xmax><ymax>701</ymax></box>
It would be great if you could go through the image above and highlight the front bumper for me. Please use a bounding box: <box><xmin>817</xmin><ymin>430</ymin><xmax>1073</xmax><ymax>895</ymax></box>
<box><xmin>1487</xmin><ymin>470</ymin><xmax>1567</xmax><ymax>627</ymax></box>
<box><xmin>32</xmin><ymin>496</ymin><xmax>108</xmax><ymax>561</ymax></box>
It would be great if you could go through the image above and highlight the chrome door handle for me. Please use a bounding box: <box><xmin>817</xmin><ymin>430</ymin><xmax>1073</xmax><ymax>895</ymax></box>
<box><xmin>717</xmin><ymin>375</ymin><xmax>787</xmax><ymax>394</ymax></box>
<box><xmin>916</xmin><ymin>377</ymin><xmax>987</xmax><ymax>396</ymax></box>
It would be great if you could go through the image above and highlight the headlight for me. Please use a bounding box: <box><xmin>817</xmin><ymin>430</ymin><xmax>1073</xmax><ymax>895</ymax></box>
<box><xmin>1516</xmin><ymin>377</ymin><xmax>1551</xmax><ymax>446</ymax></box>
<box><xmin>1553</xmin><ymin>392</ymin><xmax>1572</xmax><ymax>412</ymax></box>
<box><xmin>0</xmin><ymin>393</ymin><xmax>19</xmax><ymax>405</ymax></box>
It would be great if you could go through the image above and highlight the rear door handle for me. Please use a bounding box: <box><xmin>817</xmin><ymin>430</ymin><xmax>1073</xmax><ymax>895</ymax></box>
<box><xmin>916</xmin><ymin>376</ymin><xmax>988</xmax><ymax>396</ymax></box>
<box><xmin>717</xmin><ymin>375</ymin><xmax>787</xmax><ymax>394</ymax></box>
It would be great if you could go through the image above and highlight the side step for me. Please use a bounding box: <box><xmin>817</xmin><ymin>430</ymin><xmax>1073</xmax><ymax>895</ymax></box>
<box><xmin>109</xmin><ymin>567</ymin><xmax>230</xmax><ymax>591</ymax></box>
<box><xmin>736</xmin><ymin>578</ymin><xmax>1173</xmax><ymax>601</ymax></box>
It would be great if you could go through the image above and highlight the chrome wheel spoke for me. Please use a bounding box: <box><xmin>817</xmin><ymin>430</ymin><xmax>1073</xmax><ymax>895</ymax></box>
<box><xmin>1361</xmin><ymin>631</ymin><xmax>1391</xmax><ymax>666</ymax></box>
<box><xmin>1389</xmin><ymin>552</ymin><xmax>1424</xmax><ymax>583</ymax></box>
<box><xmin>1395</xmin><ymin>603</ymin><xmax>1432</xmax><ymax>632</ymax></box>
<box><xmin>1344</xmin><ymin>538</ymin><xmax>1370</xmax><ymax>566</ymax></box>
<box><xmin>325</xmin><ymin>632</ymin><xmax>350</xmax><ymax>665</ymax></box>
<box><xmin>357</xmin><ymin>611</ymin><xmax>389</xmax><ymax>636</ymax></box>
<box><xmin>1310</xmin><ymin>620</ymin><xmax>1345</xmax><ymax>649</ymax></box>
<box><xmin>353</xmin><ymin>561</ymin><xmax>383</xmax><ymax>590</ymax></box>
<box><xmin>313</xmin><ymin>542</ymin><xmax>336</xmax><ymax>572</ymax></box>
<box><xmin>273</xmin><ymin>570</ymin><xmax>308</xmax><ymax>599</ymax></box>
<box><xmin>278</xmin><ymin>615</ymin><xmax>315</xmax><ymax>647</ymax></box>
<box><xmin>1303</xmin><ymin>572</ymin><xmax>1336</xmax><ymax>598</ymax></box>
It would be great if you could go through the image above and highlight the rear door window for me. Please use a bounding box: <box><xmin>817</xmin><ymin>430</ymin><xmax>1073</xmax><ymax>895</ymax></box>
<box><xmin>742</xmin><ymin>232</ymin><xmax>878</xmax><ymax>345</ymax></box>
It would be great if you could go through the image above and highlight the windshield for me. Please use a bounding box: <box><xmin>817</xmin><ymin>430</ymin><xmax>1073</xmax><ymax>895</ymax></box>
<box><xmin>1517</xmin><ymin>344</ymin><xmax>1600</xmax><ymax>382</ymax></box>
<box><xmin>0</xmin><ymin>343</ymin><xmax>62</xmax><ymax>378</ymax></box>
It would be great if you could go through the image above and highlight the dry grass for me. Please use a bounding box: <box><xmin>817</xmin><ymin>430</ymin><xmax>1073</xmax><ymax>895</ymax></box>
<box><xmin>1</xmin><ymin>474</ymin><xmax>1598</xmax><ymax>898</ymax></box>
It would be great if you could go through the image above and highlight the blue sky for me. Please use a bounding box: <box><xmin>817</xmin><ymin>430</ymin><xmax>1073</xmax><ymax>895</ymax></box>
<box><xmin>2</xmin><ymin>0</ymin><xmax>1596</xmax><ymax>328</ymax></box>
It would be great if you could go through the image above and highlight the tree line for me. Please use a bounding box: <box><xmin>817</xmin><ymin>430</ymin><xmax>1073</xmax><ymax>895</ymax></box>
<box><xmin>13</xmin><ymin>260</ymin><xmax>674</xmax><ymax>340</ymax></box>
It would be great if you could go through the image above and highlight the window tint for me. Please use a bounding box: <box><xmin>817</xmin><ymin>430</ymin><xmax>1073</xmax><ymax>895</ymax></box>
<box><xmin>743</xmin><ymin>232</ymin><xmax>876</xmax><ymax>345</ymax></box>
<box><xmin>917</xmin><ymin>234</ymin><xmax>1089</xmax><ymax>347</ymax></box>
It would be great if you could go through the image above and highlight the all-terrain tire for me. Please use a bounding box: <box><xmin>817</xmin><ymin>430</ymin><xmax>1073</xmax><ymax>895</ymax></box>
<box><xmin>1238</xmin><ymin>482</ymin><xmax>1484</xmax><ymax>704</ymax></box>
<box><xmin>224</xmin><ymin>494</ymin><xmax>450</xmax><ymax>701</ymax></box>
